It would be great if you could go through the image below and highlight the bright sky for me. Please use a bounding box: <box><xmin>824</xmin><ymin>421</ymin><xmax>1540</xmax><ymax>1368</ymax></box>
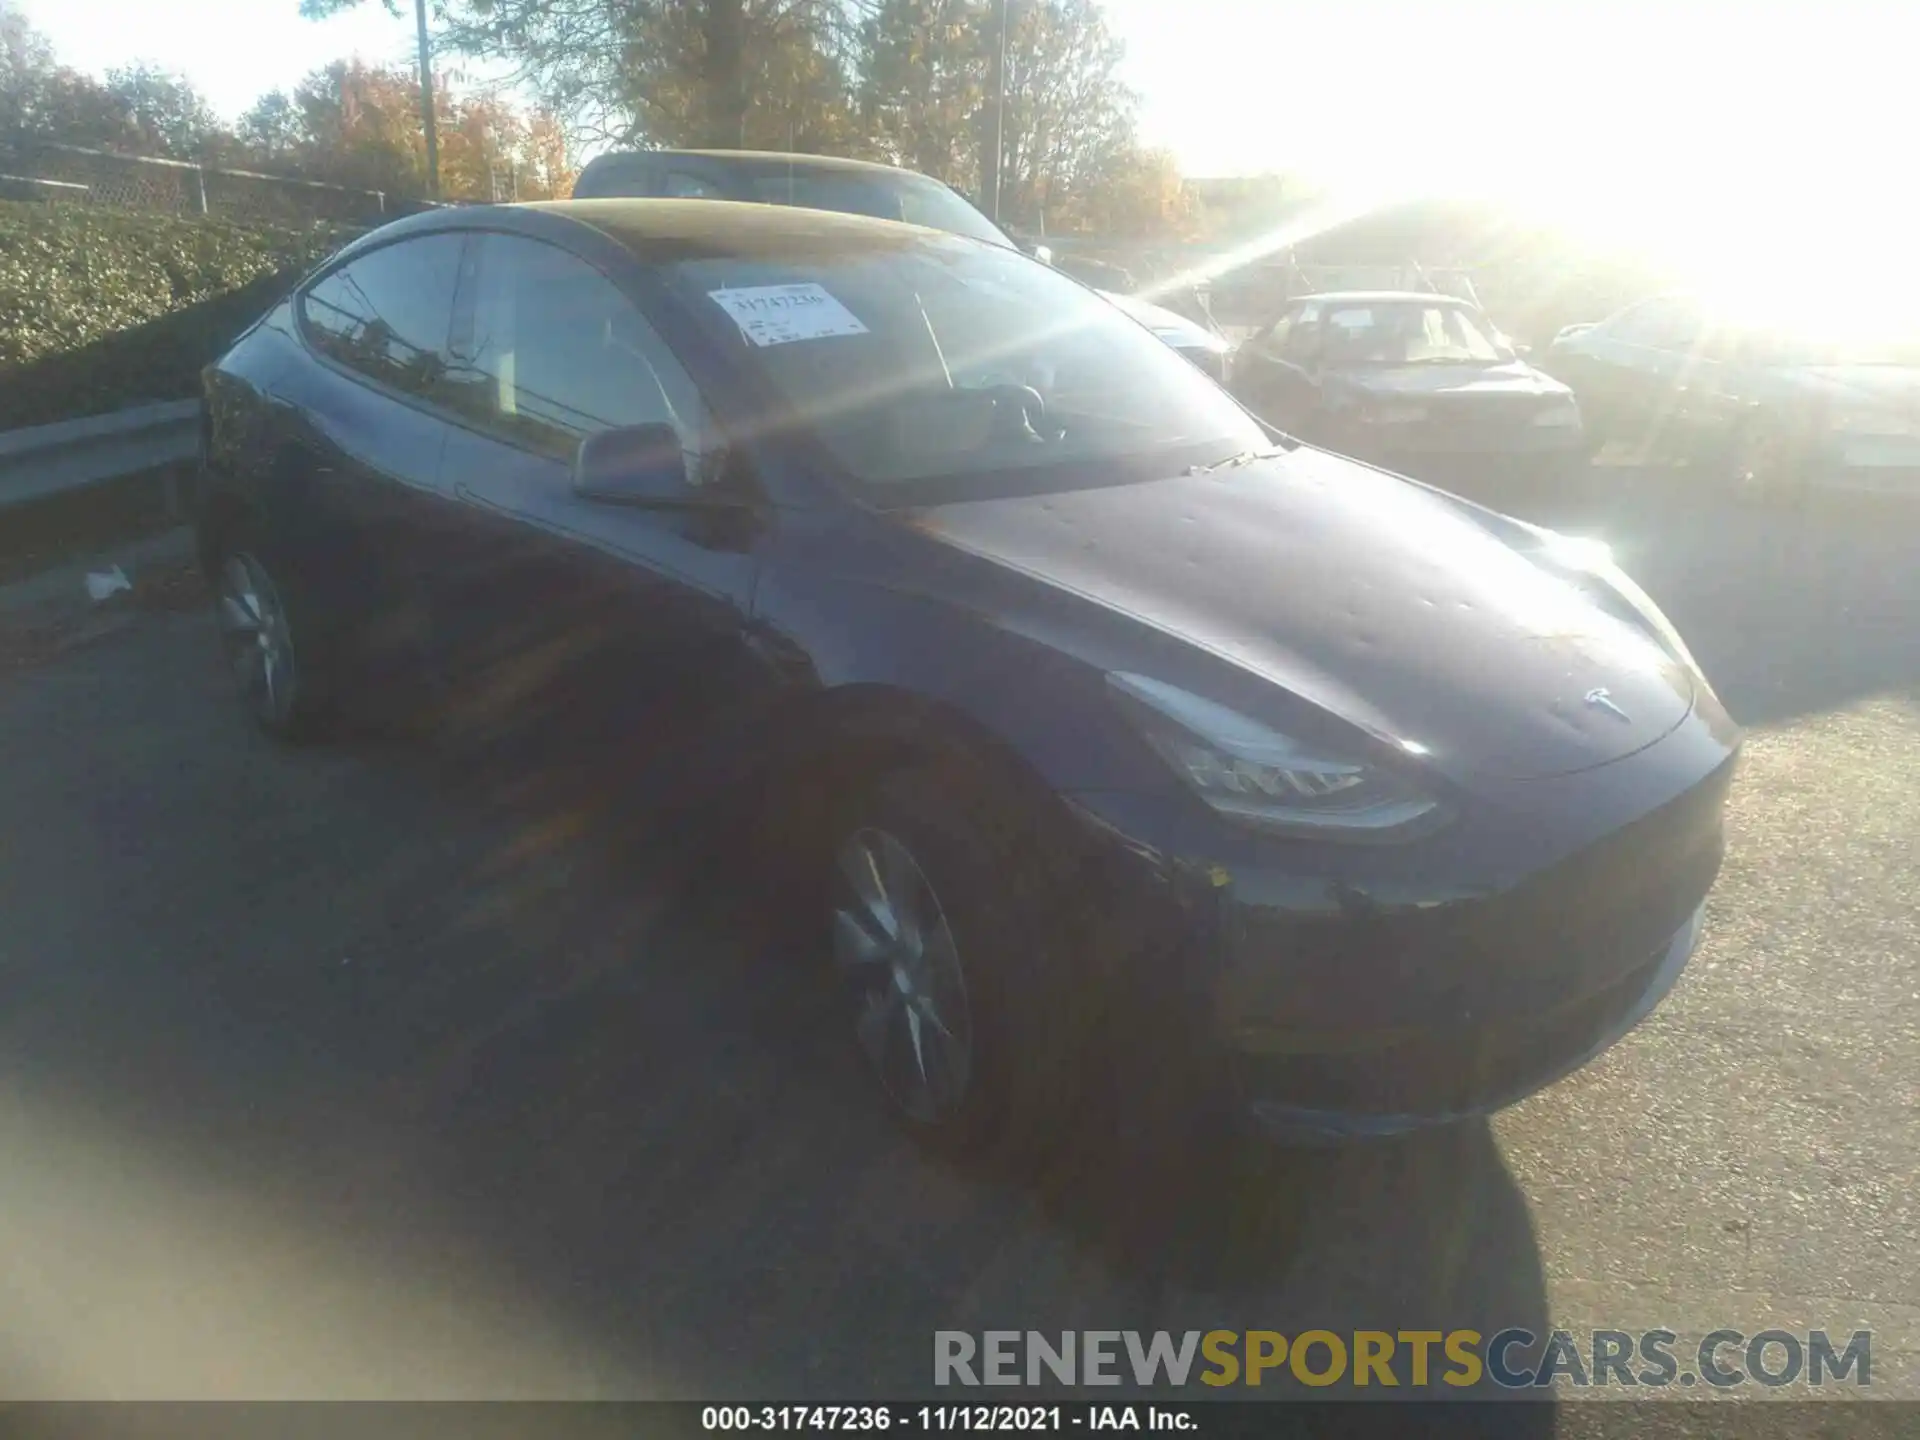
<box><xmin>18</xmin><ymin>0</ymin><xmax>1920</xmax><ymax>308</ymax></box>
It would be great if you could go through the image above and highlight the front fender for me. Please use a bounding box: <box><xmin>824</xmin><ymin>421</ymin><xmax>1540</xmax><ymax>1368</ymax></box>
<box><xmin>748</xmin><ymin>508</ymin><xmax>1181</xmax><ymax>803</ymax></box>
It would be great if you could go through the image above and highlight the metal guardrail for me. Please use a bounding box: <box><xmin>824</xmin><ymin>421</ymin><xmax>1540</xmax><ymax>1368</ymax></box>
<box><xmin>5</xmin><ymin>141</ymin><xmax>391</xmax><ymax>227</ymax></box>
<box><xmin>0</xmin><ymin>400</ymin><xmax>199</xmax><ymax>515</ymax></box>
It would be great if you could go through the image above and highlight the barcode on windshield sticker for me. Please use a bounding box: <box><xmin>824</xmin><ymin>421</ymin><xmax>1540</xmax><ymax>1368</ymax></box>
<box><xmin>707</xmin><ymin>283</ymin><xmax>870</xmax><ymax>347</ymax></box>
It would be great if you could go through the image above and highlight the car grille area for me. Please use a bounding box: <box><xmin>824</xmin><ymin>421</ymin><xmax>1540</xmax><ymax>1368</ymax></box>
<box><xmin>1228</xmin><ymin>936</ymin><xmax>1675</xmax><ymax>1118</ymax></box>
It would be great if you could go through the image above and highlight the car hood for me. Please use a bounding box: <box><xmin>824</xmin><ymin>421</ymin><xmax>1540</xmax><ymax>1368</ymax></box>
<box><xmin>1338</xmin><ymin>360</ymin><xmax>1571</xmax><ymax>399</ymax></box>
<box><xmin>904</xmin><ymin>448</ymin><xmax>1694</xmax><ymax>782</ymax></box>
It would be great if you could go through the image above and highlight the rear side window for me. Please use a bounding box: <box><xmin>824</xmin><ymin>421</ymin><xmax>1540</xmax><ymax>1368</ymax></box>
<box><xmin>299</xmin><ymin>234</ymin><xmax>466</xmax><ymax>400</ymax></box>
<box><xmin>448</xmin><ymin>233</ymin><xmax>716</xmax><ymax>468</ymax></box>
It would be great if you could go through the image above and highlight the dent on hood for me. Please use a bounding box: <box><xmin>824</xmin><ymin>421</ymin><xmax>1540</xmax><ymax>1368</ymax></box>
<box><xmin>897</xmin><ymin>448</ymin><xmax>1694</xmax><ymax>782</ymax></box>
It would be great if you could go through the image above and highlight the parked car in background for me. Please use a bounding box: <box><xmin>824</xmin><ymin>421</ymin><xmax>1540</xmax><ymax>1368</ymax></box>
<box><xmin>1542</xmin><ymin>295</ymin><xmax>1920</xmax><ymax>493</ymax></box>
<box><xmin>1228</xmin><ymin>291</ymin><xmax>1585</xmax><ymax>482</ymax></box>
<box><xmin>196</xmin><ymin>200</ymin><xmax>1736</xmax><ymax>1152</ymax></box>
<box><xmin>572</xmin><ymin>148</ymin><xmax>1234</xmax><ymax>380</ymax></box>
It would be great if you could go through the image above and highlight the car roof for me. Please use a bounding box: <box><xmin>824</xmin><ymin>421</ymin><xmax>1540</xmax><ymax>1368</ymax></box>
<box><xmin>579</xmin><ymin>149</ymin><xmax>918</xmax><ymax>180</ymax></box>
<box><xmin>353</xmin><ymin>197</ymin><xmax>957</xmax><ymax>267</ymax></box>
<box><xmin>530</xmin><ymin>197</ymin><xmax>953</xmax><ymax>260</ymax></box>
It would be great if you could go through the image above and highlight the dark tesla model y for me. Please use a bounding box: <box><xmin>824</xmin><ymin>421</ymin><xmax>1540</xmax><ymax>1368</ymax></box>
<box><xmin>198</xmin><ymin>199</ymin><xmax>1738</xmax><ymax>1149</ymax></box>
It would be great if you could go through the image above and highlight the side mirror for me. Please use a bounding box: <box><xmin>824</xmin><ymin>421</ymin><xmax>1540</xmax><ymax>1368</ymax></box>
<box><xmin>572</xmin><ymin>423</ymin><xmax>706</xmax><ymax>508</ymax></box>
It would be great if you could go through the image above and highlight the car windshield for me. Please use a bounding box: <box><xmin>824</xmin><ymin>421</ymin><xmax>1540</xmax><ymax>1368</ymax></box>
<box><xmin>664</xmin><ymin>234</ymin><xmax>1266</xmax><ymax>494</ymax></box>
<box><xmin>739</xmin><ymin>167</ymin><xmax>1014</xmax><ymax>249</ymax></box>
<box><xmin>1322</xmin><ymin>302</ymin><xmax>1510</xmax><ymax>364</ymax></box>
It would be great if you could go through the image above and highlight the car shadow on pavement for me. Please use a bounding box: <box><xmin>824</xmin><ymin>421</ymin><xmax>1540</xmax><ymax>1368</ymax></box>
<box><xmin>0</xmin><ymin>610</ymin><xmax>1553</xmax><ymax>1410</ymax></box>
<box><xmin>342</xmin><ymin>706</ymin><xmax>1559</xmax><ymax>1408</ymax></box>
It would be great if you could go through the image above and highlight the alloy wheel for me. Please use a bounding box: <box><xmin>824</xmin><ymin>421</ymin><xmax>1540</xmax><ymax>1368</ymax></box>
<box><xmin>831</xmin><ymin>826</ymin><xmax>975</xmax><ymax>1124</ymax></box>
<box><xmin>217</xmin><ymin>552</ymin><xmax>299</xmax><ymax>727</ymax></box>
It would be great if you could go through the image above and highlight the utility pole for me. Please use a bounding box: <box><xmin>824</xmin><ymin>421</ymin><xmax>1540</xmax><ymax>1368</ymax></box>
<box><xmin>985</xmin><ymin>0</ymin><xmax>1007</xmax><ymax>222</ymax></box>
<box><xmin>415</xmin><ymin>0</ymin><xmax>440</xmax><ymax>199</ymax></box>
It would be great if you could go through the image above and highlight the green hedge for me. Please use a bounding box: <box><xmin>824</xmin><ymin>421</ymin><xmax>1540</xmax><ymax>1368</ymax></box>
<box><xmin>0</xmin><ymin>201</ymin><xmax>351</xmax><ymax>432</ymax></box>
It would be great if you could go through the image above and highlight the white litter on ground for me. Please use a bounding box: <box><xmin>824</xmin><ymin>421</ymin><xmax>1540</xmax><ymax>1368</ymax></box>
<box><xmin>84</xmin><ymin>567</ymin><xmax>132</xmax><ymax>602</ymax></box>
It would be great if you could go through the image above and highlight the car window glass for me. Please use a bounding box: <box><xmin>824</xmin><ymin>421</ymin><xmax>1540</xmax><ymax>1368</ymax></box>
<box><xmin>1612</xmin><ymin>300</ymin><xmax>1704</xmax><ymax>353</ymax></box>
<box><xmin>664</xmin><ymin>236</ymin><xmax>1265</xmax><ymax>490</ymax></box>
<box><xmin>300</xmin><ymin>234</ymin><xmax>465</xmax><ymax>399</ymax></box>
<box><xmin>748</xmin><ymin>173</ymin><xmax>906</xmax><ymax>223</ymax></box>
<box><xmin>1260</xmin><ymin>311</ymin><xmax>1294</xmax><ymax>353</ymax></box>
<box><xmin>741</xmin><ymin>170</ymin><xmax>1012</xmax><ymax>247</ymax></box>
<box><xmin>451</xmin><ymin>234</ymin><xmax>715</xmax><ymax>471</ymax></box>
<box><xmin>665</xmin><ymin>170</ymin><xmax>727</xmax><ymax>199</ymax></box>
<box><xmin>1323</xmin><ymin>306</ymin><xmax>1388</xmax><ymax>360</ymax></box>
<box><xmin>1316</xmin><ymin>303</ymin><xmax>1503</xmax><ymax>364</ymax></box>
<box><xmin>1283</xmin><ymin>305</ymin><xmax>1322</xmax><ymax>361</ymax></box>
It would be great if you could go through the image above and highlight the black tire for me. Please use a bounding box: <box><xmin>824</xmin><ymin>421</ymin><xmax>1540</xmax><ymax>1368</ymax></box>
<box><xmin>209</xmin><ymin>530</ymin><xmax>333</xmax><ymax>741</ymax></box>
<box><xmin>825</xmin><ymin>758</ymin><xmax>1101</xmax><ymax>1169</ymax></box>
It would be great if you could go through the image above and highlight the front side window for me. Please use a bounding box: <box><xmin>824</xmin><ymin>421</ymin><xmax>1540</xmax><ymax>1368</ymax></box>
<box><xmin>449</xmin><ymin>234</ymin><xmax>715</xmax><ymax>469</ymax></box>
<box><xmin>1284</xmin><ymin>303</ymin><xmax>1323</xmax><ymax>361</ymax></box>
<box><xmin>299</xmin><ymin>233</ymin><xmax>466</xmax><ymax>398</ymax></box>
<box><xmin>664</xmin><ymin>232</ymin><xmax>1265</xmax><ymax>494</ymax></box>
<box><xmin>1257</xmin><ymin>309</ymin><xmax>1296</xmax><ymax>355</ymax></box>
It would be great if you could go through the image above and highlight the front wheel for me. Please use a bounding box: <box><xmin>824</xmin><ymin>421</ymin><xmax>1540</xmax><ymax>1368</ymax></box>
<box><xmin>827</xmin><ymin>763</ymin><xmax>1096</xmax><ymax>1164</ymax></box>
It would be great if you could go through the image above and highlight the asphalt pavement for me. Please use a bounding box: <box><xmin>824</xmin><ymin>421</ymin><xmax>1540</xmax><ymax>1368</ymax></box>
<box><xmin>0</xmin><ymin>464</ymin><xmax>1913</xmax><ymax>1401</ymax></box>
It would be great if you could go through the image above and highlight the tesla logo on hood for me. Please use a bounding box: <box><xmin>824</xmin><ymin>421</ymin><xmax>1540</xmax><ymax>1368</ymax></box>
<box><xmin>1584</xmin><ymin>686</ymin><xmax>1631</xmax><ymax>722</ymax></box>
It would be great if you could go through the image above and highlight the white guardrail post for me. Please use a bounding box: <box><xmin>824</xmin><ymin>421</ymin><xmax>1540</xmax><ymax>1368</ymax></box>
<box><xmin>0</xmin><ymin>400</ymin><xmax>201</xmax><ymax>516</ymax></box>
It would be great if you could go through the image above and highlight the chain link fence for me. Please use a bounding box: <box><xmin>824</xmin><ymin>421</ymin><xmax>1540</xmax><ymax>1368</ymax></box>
<box><xmin>0</xmin><ymin>140</ymin><xmax>395</xmax><ymax>227</ymax></box>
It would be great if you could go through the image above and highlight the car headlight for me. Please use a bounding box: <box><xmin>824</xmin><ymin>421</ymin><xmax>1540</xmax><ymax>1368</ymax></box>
<box><xmin>1530</xmin><ymin>402</ymin><xmax>1582</xmax><ymax>428</ymax></box>
<box><xmin>1107</xmin><ymin>672</ymin><xmax>1444</xmax><ymax>840</ymax></box>
<box><xmin>1365</xmin><ymin>403</ymin><xmax>1428</xmax><ymax>425</ymax></box>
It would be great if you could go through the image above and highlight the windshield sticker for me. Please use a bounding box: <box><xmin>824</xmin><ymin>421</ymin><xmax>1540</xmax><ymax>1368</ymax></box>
<box><xmin>707</xmin><ymin>283</ymin><xmax>870</xmax><ymax>347</ymax></box>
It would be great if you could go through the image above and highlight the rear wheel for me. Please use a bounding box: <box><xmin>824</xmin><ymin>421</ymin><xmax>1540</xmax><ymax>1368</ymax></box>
<box><xmin>213</xmin><ymin>541</ymin><xmax>329</xmax><ymax>740</ymax></box>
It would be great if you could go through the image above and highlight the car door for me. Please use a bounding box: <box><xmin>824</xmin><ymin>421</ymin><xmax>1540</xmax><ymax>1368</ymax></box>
<box><xmin>281</xmin><ymin>232</ymin><xmax>466</xmax><ymax>686</ymax></box>
<box><xmin>431</xmin><ymin>230</ymin><xmax>762</xmax><ymax>751</ymax></box>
